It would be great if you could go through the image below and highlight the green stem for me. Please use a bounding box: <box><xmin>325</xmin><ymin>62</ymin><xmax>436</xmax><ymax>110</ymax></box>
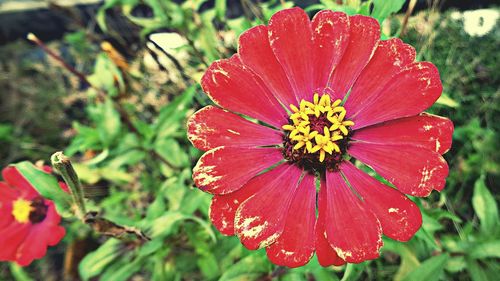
<box><xmin>51</xmin><ymin>151</ymin><xmax>86</xmax><ymax>219</ymax></box>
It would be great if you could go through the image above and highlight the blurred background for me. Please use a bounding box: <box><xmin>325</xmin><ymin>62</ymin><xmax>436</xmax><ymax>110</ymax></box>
<box><xmin>0</xmin><ymin>0</ymin><xmax>499</xmax><ymax>280</ymax></box>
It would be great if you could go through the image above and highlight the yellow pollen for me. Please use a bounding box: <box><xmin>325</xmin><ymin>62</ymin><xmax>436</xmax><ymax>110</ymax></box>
<box><xmin>12</xmin><ymin>198</ymin><xmax>32</xmax><ymax>224</ymax></box>
<box><xmin>282</xmin><ymin>93</ymin><xmax>354</xmax><ymax>162</ymax></box>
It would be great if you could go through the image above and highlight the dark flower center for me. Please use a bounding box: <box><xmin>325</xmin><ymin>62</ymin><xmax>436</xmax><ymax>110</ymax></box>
<box><xmin>281</xmin><ymin>92</ymin><xmax>354</xmax><ymax>173</ymax></box>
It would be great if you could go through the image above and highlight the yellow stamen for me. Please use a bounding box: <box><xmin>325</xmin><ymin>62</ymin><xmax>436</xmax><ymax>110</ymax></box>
<box><xmin>282</xmin><ymin>94</ymin><xmax>354</xmax><ymax>163</ymax></box>
<box><xmin>12</xmin><ymin>198</ymin><xmax>32</xmax><ymax>224</ymax></box>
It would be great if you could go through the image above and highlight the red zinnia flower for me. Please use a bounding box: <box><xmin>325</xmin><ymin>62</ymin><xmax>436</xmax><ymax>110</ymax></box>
<box><xmin>0</xmin><ymin>166</ymin><xmax>66</xmax><ymax>266</ymax></box>
<box><xmin>187</xmin><ymin>8</ymin><xmax>453</xmax><ymax>267</ymax></box>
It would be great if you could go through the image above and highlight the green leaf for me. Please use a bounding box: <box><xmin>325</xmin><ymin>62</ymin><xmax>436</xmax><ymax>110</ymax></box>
<box><xmin>466</xmin><ymin>258</ymin><xmax>490</xmax><ymax>281</ymax></box>
<box><xmin>79</xmin><ymin>239</ymin><xmax>123</xmax><ymax>281</ymax></box>
<box><xmin>154</xmin><ymin>85</ymin><xmax>196</xmax><ymax>140</ymax></box>
<box><xmin>469</xmin><ymin>240</ymin><xmax>500</xmax><ymax>259</ymax></box>
<box><xmin>13</xmin><ymin>162</ymin><xmax>72</xmax><ymax>215</ymax></box>
<box><xmin>341</xmin><ymin>263</ymin><xmax>366</xmax><ymax>281</ymax></box>
<box><xmin>87</xmin><ymin>98</ymin><xmax>122</xmax><ymax>148</ymax></box>
<box><xmin>215</xmin><ymin>0</ymin><xmax>227</xmax><ymax>21</ymax></box>
<box><xmin>371</xmin><ymin>0</ymin><xmax>406</xmax><ymax>23</ymax></box>
<box><xmin>436</xmin><ymin>93</ymin><xmax>460</xmax><ymax>108</ymax></box>
<box><xmin>401</xmin><ymin>254</ymin><xmax>449</xmax><ymax>281</ymax></box>
<box><xmin>219</xmin><ymin>254</ymin><xmax>270</xmax><ymax>281</ymax></box>
<box><xmin>472</xmin><ymin>175</ymin><xmax>499</xmax><ymax>234</ymax></box>
<box><xmin>9</xmin><ymin>263</ymin><xmax>33</xmax><ymax>281</ymax></box>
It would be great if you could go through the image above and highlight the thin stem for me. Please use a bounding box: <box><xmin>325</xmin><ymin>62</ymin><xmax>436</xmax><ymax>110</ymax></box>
<box><xmin>51</xmin><ymin>152</ymin><xmax>87</xmax><ymax>219</ymax></box>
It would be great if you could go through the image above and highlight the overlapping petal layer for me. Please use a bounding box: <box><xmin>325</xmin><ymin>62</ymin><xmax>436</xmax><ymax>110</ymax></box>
<box><xmin>266</xmin><ymin>173</ymin><xmax>316</xmax><ymax>267</ymax></box>
<box><xmin>352</xmin><ymin>113</ymin><xmax>453</xmax><ymax>154</ymax></box>
<box><xmin>324</xmin><ymin>171</ymin><xmax>383</xmax><ymax>263</ymax></box>
<box><xmin>235</xmin><ymin>164</ymin><xmax>302</xmax><ymax>250</ymax></box>
<box><xmin>201</xmin><ymin>59</ymin><xmax>287</xmax><ymax>127</ymax></box>
<box><xmin>187</xmin><ymin>105</ymin><xmax>283</xmax><ymax>151</ymax></box>
<box><xmin>268</xmin><ymin>8</ymin><xmax>314</xmax><ymax>101</ymax></box>
<box><xmin>341</xmin><ymin>162</ymin><xmax>422</xmax><ymax>241</ymax></box>
<box><xmin>349</xmin><ymin>143</ymin><xmax>449</xmax><ymax>197</ymax></box>
<box><xmin>193</xmin><ymin>147</ymin><xmax>283</xmax><ymax>195</ymax></box>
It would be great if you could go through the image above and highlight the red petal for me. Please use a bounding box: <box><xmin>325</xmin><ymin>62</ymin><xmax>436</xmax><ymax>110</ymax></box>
<box><xmin>341</xmin><ymin>162</ymin><xmax>422</xmax><ymax>241</ymax></box>
<box><xmin>352</xmin><ymin>62</ymin><xmax>443</xmax><ymax>129</ymax></box>
<box><xmin>234</xmin><ymin>164</ymin><xmax>302</xmax><ymax>250</ymax></box>
<box><xmin>209</xmin><ymin>170</ymin><xmax>270</xmax><ymax>236</ymax></box>
<box><xmin>324</xmin><ymin>171</ymin><xmax>382</xmax><ymax>263</ymax></box>
<box><xmin>239</xmin><ymin>25</ymin><xmax>297</xmax><ymax>107</ymax></box>
<box><xmin>352</xmin><ymin>113</ymin><xmax>454</xmax><ymax>154</ymax></box>
<box><xmin>345</xmin><ymin>38</ymin><xmax>416</xmax><ymax>116</ymax></box>
<box><xmin>311</xmin><ymin>11</ymin><xmax>350</xmax><ymax>89</ymax></box>
<box><xmin>201</xmin><ymin>59</ymin><xmax>287</xmax><ymax>127</ymax></box>
<box><xmin>266</xmin><ymin>173</ymin><xmax>316</xmax><ymax>267</ymax></box>
<box><xmin>15</xmin><ymin>203</ymin><xmax>65</xmax><ymax>266</ymax></box>
<box><xmin>268</xmin><ymin>8</ymin><xmax>314</xmax><ymax>101</ymax></box>
<box><xmin>187</xmin><ymin>106</ymin><xmax>283</xmax><ymax>151</ymax></box>
<box><xmin>0</xmin><ymin>223</ymin><xmax>30</xmax><ymax>262</ymax></box>
<box><xmin>2</xmin><ymin>167</ymin><xmax>37</xmax><ymax>198</ymax></box>
<box><xmin>193</xmin><ymin>147</ymin><xmax>283</xmax><ymax>195</ymax></box>
<box><xmin>315</xmin><ymin>178</ymin><xmax>346</xmax><ymax>267</ymax></box>
<box><xmin>329</xmin><ymin>15</ymin><xmax>380</xmax><ymax>97</ymax></box>
<box><xmin>349</xmin><ymin>143</ymin><xmax>449</xmax><ymax>197</ymax></box>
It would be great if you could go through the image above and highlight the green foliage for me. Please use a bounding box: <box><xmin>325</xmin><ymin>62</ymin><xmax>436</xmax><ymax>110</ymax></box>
<box><xmin>0</xmin><ymin>1</ymin><xmax>499</xmax><ymax>281</ymax></box>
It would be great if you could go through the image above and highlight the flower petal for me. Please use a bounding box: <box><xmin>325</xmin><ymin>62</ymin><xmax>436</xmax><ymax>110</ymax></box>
<box><xmin>0</xmin><ymin>222</ymin><xmax>30</xmax><ymax>262</ymax></box>
<box><xmin>329</xmin><ymin>15</ymin><xmax>380</xmax><ymax>97</ymax></box>
<box><xmin>266</xmin><ymin>173</ymin><xmax>316</xmax><ymax>267</ymax></box>
<box><xmin>193</xmin><ymin>147</ymin><xmax>283</xmax><ymax>195</ymax></box>
<box><xmin>324</xmin><ymin>171</ymin><xmax>382</xmax><ymax>263</ymax></box>
<box><xmin>209</xmin><ymin>171</ymin><xmax>269</xmax><ymax>236</ymax></box>
<box><xmin>268</xmin><ymin>7</ymin><xmax>314</xmax><ymax>101</ymax></box>
<box><xmin>352</xmin><ymin>62</ymin><xmax>443</xmax><ymax>129</ymax></box>
<box><xmin>187</xmin><ymin>106</ymin><xmax>283</xmax><ymax>151</ymax></box>
<box><xmin>315</xmin><ymin>178</ymin><xmax>346</xmax><ymax>267</ymax></box>
<box><xmin>341</xmin><ymin>162</ymin><xmax>422</xmax><ymax>241</ymax></box>
<box><xmin>235</xmin><ymin>164</ymin><xmax>302</xmax><ymax>250</ymax></box>
<box><xmin>201</xmin><ymin>59</ymin><xmax>287</xmax><ymax>127</ymax></box>
<box><xmin>349</xmin><ymin>142</ymin><xmax>449</xmax><ymax>197</ymax></box>
<box><xmin>2</xmin><ymin>167</ymin><xmax>37</xmax><ymax>198</ymax></box>
<box><xmin>239</xmin><ymin>25</ymin><xmax>297</xmax><ymax>106</ymax></box>
<box><xmin>15</xmin><ymin>203</ymin><xmax>65</xmax><ymax>266</ymax></box>
<box><xmin>352</xmin><ymin>113</ymin><xmax>453</xmax><ymax>154</ymax></box>
<box><xmin>345</xmin><ymin>38</ymin><xmax>416</xmax><ymax>116</ymax></box>
<box><xmin>311</xmin><ymin>11</ymin><xmax>350</xmax><ymax>89</ymax></box>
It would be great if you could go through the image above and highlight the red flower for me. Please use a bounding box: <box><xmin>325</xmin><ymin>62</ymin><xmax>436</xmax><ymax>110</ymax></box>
<box><xmin>187</xmin><ymin>8</ymin><xmax>453</xmax><ymax>267</ymax></box>
<box><xmin>0</xmin><ymin>166</ymin><xmax>66</xmax><ymax>266</ymax></box>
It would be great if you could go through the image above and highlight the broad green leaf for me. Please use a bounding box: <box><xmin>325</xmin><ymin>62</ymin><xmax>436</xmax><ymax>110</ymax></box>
<box><xmin>436</xmin><ymin>93</ymin><xmax>460</xmax><ymax>108</ymax></box>
<box><xmin>219</xmin><ymin>254</ymin><xmax>271</xmax><ymax>281</ymax></box>
<box><xmin>472</xmin><ymin>175</ymin><xmax>498</xmax><ymax>234</ymax></box>
<box><xmin>154</xmin><ymin>85</ymin><xmax>196</xmax><ymax>140</ymax></box>
<box><xmin>341</xmin><ymin>263</ymin><xmax>366</xmax><ymax>281</ymax></box>
<box><xmin>466</xmin><ymin>258</ymin><xmax>490</xmax><ymax>281</ymax></box>
<box><xmin>79</xmin><ymin>239</ymin><xmax>123</xmax><ymax>281</ymax></box>
<box><xmin>469</xmin><ymin>240</ymin><xmax>500</xmax><ymax>259</ymax></box>
<box><xmin>371</xmin><ymin>0</ymin><xmax>406</xmax><ymax>23</ymax></box>
<box><xmin>100</xmin><ymin>255</ymin><xmax>143</xmax><ymax>281</ymax></box>
<box><xmin>215</xmin><ymin>0</ymin><xmax>227</xmax><ymax>21</ymax></box>
<box><xmin>401</xmin><ymin>254</ymin><xmax>449</xmax><ymax>281</ymax></box>
<box><xmin>13</xmin><ymin>162</ymin><xmax>72</xmax><ymax>215</ymax></box>
<box><xmin>382</xmin><ymin>240</ymin><xmax>420</xmax><ymax>281</ymax></box>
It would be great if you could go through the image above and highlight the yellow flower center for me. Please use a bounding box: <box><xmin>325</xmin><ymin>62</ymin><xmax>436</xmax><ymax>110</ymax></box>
<box><xmin>12</xmin><ymin>198</ymin><xmax>33</xmax><ymax>224</ymax></box>
<box><xmin>282</xmin><ymin>93</ymin><xmax>354</xmax><ymax>163</ymax></box>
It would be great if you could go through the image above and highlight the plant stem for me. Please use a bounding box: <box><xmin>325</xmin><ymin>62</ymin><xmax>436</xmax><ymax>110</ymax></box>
<box><xmin>51</xmin><ymin>152</ymin><xmax>87</xmax><ymax>219</ymax></box>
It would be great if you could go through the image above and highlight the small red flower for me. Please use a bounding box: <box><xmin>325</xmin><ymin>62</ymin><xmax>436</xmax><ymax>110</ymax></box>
<box><xmin>188</xmin><ymin>8</ymin><xmax>453</xmax><ymax>267</ymax></box>
<box><xmin>0</xmin><ymin>166</ymin><xmax>66</xmax><ymax>266</ymax></box>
